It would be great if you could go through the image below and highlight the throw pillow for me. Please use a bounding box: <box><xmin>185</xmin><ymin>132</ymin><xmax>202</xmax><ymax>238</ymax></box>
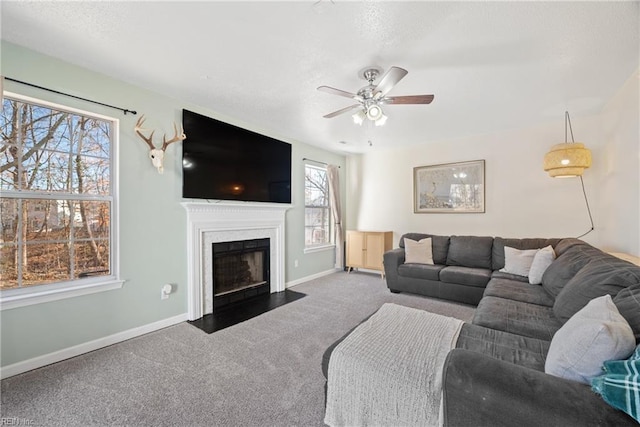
<box><xmin>403</xmin><ymin>237</ymin><xmax>433</xmax><ymax>265</ymax></box>
<box><xmin>545</xmin><ymin>295</ymin><xmax>636</xmax><ymax>384</ymax></box>
<box><xmin>598</xmin><ymin>343</ymin><xmax>640</xmax><ymax>375</ymax></box>
<box><xmin>528</xmin><ymin>245</ymin><xmax>556</xmax><ymax>285</ymax></box>
<box><xmin>499</xmin><ymin>246</ymin><xmax>539</xmax><ymax>277</ymax></box>
<box><xmin>591</xmin><ymin>344</ymin><xmax>640</xmax><ymax>423</ymax></box>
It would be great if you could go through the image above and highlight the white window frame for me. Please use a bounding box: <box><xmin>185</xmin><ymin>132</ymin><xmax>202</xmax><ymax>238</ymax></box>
<box><xmin>0</xmin><ymin>92</ymin><xmax>122</xmax><ymax>310</ymax></box>
<box><xmin>303</xmin><ymin>163</ymin><xmax>334</xmax><ymax>254</ymax></box>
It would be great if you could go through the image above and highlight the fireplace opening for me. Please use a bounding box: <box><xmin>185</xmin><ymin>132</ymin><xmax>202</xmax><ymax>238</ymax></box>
<box><xmin>212</xmin><ymin>238</ymin><xmax>270</xmax><ymax>309</ymax></box>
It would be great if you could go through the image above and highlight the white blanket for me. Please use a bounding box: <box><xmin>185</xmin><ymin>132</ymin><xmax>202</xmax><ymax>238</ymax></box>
<box><xmin>324</xmin><ymin>303</ymin><xmax>463</xmax><ymax>427</ymax></box>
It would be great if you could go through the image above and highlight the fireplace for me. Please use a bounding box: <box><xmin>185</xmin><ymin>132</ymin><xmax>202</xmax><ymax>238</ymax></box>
<box><xmin>182</xmin><ymin>201</ymin><xmax>289</xmax><ymax>321</ymax></box>
<box><xmin>213</xmin><ymin>238</ymin><xmax>270</xmax><ymax>308</ymax></box>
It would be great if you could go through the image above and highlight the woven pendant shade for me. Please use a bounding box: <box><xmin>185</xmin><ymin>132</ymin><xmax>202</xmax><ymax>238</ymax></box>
<box><xmin>542</xmin><ymin>111</ymin><xmax>595</xmax><ymax>238</ymax></box>
<box><xmin>543</xmin><ymin>142</ymin><xmax>592</xmax><ymax>178</ymax></box>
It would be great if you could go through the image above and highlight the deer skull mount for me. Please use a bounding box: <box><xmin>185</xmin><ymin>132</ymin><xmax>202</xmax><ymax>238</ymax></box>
<box><xmin>134</xmin><ymin>115</ymin><xmax>186</xmax><ymax>174</ymax></box>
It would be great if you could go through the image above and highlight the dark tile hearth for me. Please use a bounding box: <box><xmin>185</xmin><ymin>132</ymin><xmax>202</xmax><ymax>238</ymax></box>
<box><xmin>188</xmin><ymin>289</ymin><xmax>306</xmax><ymax>334</ymax></box>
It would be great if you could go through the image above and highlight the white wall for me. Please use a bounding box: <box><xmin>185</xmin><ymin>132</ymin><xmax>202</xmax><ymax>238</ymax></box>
<box><xmin>346</xmin><ymin>71</ymin><xmax>639</xmax><ymax>256</ymax></box>
<box><xmin>598</xmin><ymin>69</ymin><xmax>640</xmax><ymax>256</ymax></box>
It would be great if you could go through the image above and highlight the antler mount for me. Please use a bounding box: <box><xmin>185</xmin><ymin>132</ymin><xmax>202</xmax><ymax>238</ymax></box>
<box><xmin>134</xmin><ymin>115</ymin><xmax>186</xmax><ymax>174</ymax></box>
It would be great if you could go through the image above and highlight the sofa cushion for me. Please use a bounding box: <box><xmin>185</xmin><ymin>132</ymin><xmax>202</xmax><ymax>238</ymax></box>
<box><xmin>545</xmin><ymin>295</ymin><xmax>635</xmax><ymax>385</ymax></box>
<box><xmin>553</xmin><ymin>257</ymin><xmax>640</xmax><ymax>323</ymax></box>
<box><xmin>499</xmin><ymin>246</ymin><xmax>539</xmax><ymax>277</ymax></box>
<box><xmin>440</xmin><ymin>266</ymin><xmax>492</xmax><ymax>288</ymax></box>
<box><xmin>491</xmin><ymin>271</ymin><xmax>529</xmax><ymax>283</ymax></box>
<box><xmin>613</xmin><ymin>282</ymin><xmax>640</xmax><ymax>341</ymax></box>
<box><xmin>483</xmin><ymin>278</ymin><xmax>555</xmax><ymax>307</ymax></box>
<box><xmin>541</xmin><ymin>243</ymin><xmax>595</xmax><ymax>297</ymax></box>
<box><xmin>442</xmin><ymin>348</ymin><xmax>638</xmax><ymax>427</ymax></box>
<box><xmin>553</xmin><ymin>237</ymin><xmax>591</xmax><ymax>256</ymax></box>
<box><xmin>446</xmin><ymin>235</ymin><xmax>493</xmax><ymax>269</ymax></box>
<box><xmin>404</xmin><ymin>237</ymin><xmax>433</xmax><ymax>264</ymax></box>
<box><xmin>455</xmin><ymin>323</ymin><xmax>550</xmax><ymax>372</ymax></box>
<box><xmin>492</xmin><ymin>237</ymin><xmax>561</xmax><ymax>271</ymax></box>
<box><xmin>399</xmin><ymin>233</ymin><xmax>450</xmax><ymax>265</ymax></box>
<box><xmin>397</xmin><ymin>263</ymin><xmax>444</xmax><ymax>281</ymax></box>
<box><xmin>473</xmin><ymin>296</ymin><xmax>562</xmax><ymax>341</ymax></box>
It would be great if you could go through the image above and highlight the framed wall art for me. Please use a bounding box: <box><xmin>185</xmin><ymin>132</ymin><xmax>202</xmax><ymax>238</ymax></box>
<box><xmin>413</xmin><ymin>160</ymin><xmax>485</xmax><ymax>213</ymax></box>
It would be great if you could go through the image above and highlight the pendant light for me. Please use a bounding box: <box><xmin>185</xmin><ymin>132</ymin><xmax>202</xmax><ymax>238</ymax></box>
<box><xmin>543</xmin><ymin>111</ymin><xmax>592</xmax><ymax>178</ymax></box>
<box><xmin>543</xmin><ymin>111</ymin><xmax>594</xmax><ymax>238</ymax></box>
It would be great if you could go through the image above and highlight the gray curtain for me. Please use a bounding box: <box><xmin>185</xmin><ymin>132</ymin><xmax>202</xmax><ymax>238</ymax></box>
<box><xmin>327</xmin><ymin>164</ymin><xmax>343</xmax><ymax>269</ymax></box>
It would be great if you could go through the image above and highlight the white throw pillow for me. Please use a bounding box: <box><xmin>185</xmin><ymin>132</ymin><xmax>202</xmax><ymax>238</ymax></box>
<box><xmin>404</xmin><ymin>238</ymin><xmax>433</xmax><ymax>265</ymax></box>
<box><xmin>528</xmin><ymin>245</ymin><xmax>556</xmax><ymax>285</ymax></box>
<box><xmin>499</xmin><ymin>246</ymin><xmax>539</xmax><ymax>277</ymax></box>
<box><xmin>545</xmin><ymin>294</ymin><xmax>636</xmax><ymax>384</ymax></box>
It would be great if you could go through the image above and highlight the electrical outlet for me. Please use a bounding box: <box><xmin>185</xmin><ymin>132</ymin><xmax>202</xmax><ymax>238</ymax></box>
<box><xmin>294</xmin><ymin>259</ymin><xmax>299</xmax><ymax>268</ymax></box>
<box><xmin>161</xmin><ymin>284</ymin><xmax>172</xmax><ymax>300</ymax></box>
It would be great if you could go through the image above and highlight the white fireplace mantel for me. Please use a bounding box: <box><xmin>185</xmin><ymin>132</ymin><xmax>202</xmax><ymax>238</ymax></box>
<box><xmin>182</xmin><ymin>201</ymin><xmax>291</xmax><ymax>321</ymax></box>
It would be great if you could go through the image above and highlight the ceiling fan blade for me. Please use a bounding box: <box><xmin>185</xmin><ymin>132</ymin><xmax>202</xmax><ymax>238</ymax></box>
<box><xmin>317</xmin><ymin>85</ymin><xmax>360</xmax><ymax>100</ymax></box>
<box><xmin>373</xmin><ymin>66</ymin><xmax>408</xmax><ymax>98</ymax></box>
<box><xmin>323</xmin><ymin>104</ymin><xmax>362</xmax><ymax>118</ymax></box>
<box><xmin>383</xmin><ymin>94</ymin><xmax>435</xmax><ymax>105</ymax></box>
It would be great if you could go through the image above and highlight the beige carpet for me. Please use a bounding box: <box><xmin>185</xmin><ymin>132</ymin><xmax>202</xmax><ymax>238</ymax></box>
<box><xmin>0</xmin><ymin>271</ymin><xmax>475</xmax><ymax>427</ymax></box>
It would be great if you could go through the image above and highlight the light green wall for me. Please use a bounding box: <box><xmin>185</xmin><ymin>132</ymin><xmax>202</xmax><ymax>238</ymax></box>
<box><xmin>0</xmin><ymin>41</ymin><xmax>346</xmax><ymax>367</ymax></box>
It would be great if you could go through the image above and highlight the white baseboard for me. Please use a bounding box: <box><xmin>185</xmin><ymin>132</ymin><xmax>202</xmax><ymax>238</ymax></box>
<box><xmin>285</xmin><ymin>268</ymin><xmax>340</xmax><ymax>288</ymax></box>
<box><xmin>0</xmin><ymin>312</ymin><xmax>188</xmax><ymax>380</ymax></box>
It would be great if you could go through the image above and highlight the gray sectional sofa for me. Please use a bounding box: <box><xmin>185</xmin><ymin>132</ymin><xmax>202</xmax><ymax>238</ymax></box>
<box><xmin>323</xmin><ymin>234</ymin><xmax>640</xmax><ymax>426</ymax></box>
<box><xmin>383</xmin><ymin>233</ymin><xmax>561</xmax><ymax>305</ymax></box>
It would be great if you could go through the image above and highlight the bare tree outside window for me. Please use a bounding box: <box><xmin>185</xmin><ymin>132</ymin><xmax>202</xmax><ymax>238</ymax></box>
<box><xmin>304</xmin><ymin>164</ymin><xmax>330</xmax><ymax>247</ymax></box>
<box><xmin>0</xmin><ymin>96</ymin><xmax>113</xmax><ymax>290</ymax></box>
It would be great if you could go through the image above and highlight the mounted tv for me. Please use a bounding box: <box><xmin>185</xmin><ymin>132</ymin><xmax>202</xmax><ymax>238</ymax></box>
<box><xmin>181</xmin><ymin>109</ymin><xmax>292</xmax><ymax>203</ymax></box>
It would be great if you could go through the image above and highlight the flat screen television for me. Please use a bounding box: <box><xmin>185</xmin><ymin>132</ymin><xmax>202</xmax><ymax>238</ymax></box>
<box><xmin>181</xmin><ymin>109</ymin><xmax>292</xmax><ymax>203</ymax></box>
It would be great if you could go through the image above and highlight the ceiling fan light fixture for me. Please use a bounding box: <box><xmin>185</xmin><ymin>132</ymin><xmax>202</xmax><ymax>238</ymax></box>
<box><xmin>374</xmin><ymin>113</ymin><xmax>387</xmax><ymax>126</ymax></box>
<box><xmin>366</xmin><ymin>103</ymin><xmax>383</xmax><ymax>121</ymax></box>
<box><xmin>318</xmin><ymin>66</ymin><xmax>434</xmax><ymax>125</ymax></box>
<box><xmin>352</xmin><ymin>110</ymin><xmax>365</xmax><ymax>125</ymax></box>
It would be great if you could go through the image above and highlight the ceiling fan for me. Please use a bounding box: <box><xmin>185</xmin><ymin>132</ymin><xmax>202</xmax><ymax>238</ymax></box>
<box><xmin>318</xmin><ymin>66</ymin><xmax>434</xmax><ymax>126</ymax></box>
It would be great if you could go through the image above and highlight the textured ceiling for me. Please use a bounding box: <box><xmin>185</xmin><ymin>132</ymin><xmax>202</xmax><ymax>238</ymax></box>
<box><xmin>2</xmin><ymin>1</ymin><xmax>638</xmax><ymax>153</ymax></box>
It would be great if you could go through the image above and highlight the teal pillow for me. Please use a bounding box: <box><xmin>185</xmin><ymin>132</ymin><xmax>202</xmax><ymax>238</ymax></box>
<box><xmin>591</xmin><ymin>344</ymin><xmax>640</xmax><ymax>423</ymax></box>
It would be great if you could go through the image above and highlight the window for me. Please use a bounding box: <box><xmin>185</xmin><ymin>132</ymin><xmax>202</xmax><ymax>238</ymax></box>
<box><xmin>304</xmin><ymin>164</ymin><xmax>331</xmax><ymax>248</ymax></box>
<box><xmin>0</xmin><ymin>93</ymin><xmax>120</xmax><ymax>307</ymax></box>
